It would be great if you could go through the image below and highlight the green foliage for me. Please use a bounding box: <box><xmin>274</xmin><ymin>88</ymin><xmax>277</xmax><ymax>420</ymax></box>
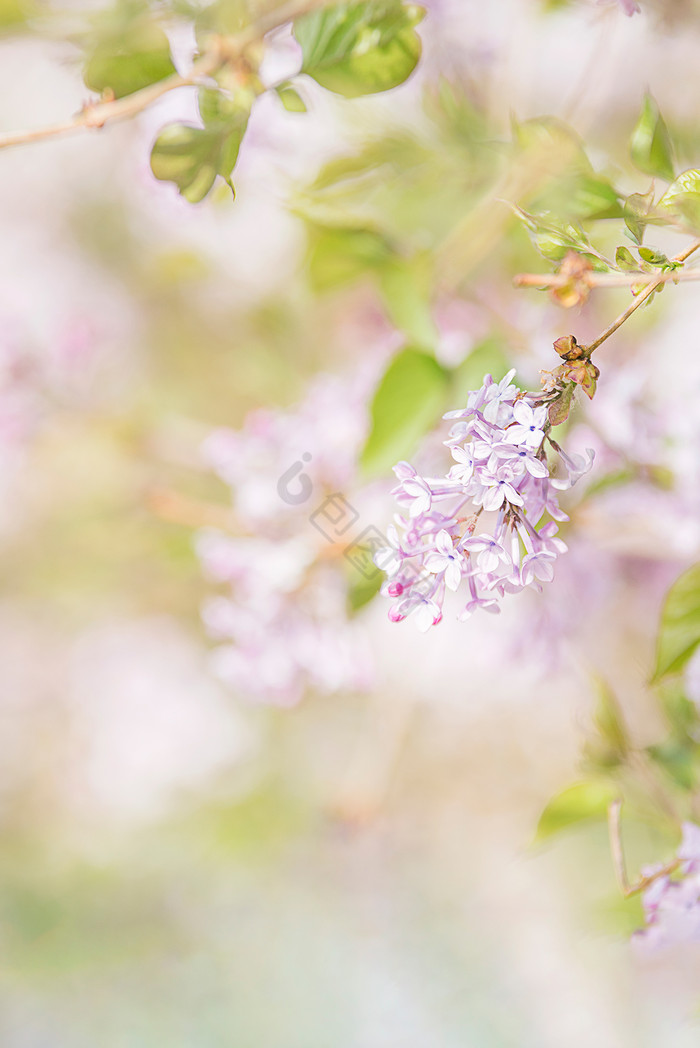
<box><xmin>509</xmin><ymin>204</ymin><xmax>608</xmax><ymax>271</ymax></box>
<box><xmin>83</xmin><ymin>4</ymin><xmax>175</xmax><ymax>99</ymax></box>
<box><xmin>150</xmin><ymin>89</ymin><xmax>250</xmax><ymax>203</ymax></box>
<box><xmin>346</xmin><ymin>563</ymin><xmax>384</xmax><ymax>613</ymax></box>
<box><xmin>659</xmin><ymin>169</ymin><xmax>700</xmax><ymax>233</ymax></box>
<box><xmin>0</xmin><ymin>0</ymin><xmax>32</xmax><ymax>31</ymax></box>
<box><xmin>294</xmin><ymin>0</ymin><xmax>424</xmax><ymax>98</ymax></box>
<box><xmin>646</xmin><ymin>738</ymin><xmax>699</xmax><ymax>791</ymax></box>
<box><xmin>590</xmin><ymin>678</ymin><xmax>629</xmax><ymax>767</ymax></box>
<box><xmin>275</xmin><ymin>84</ymin><xmax>307</xmax><ymax>113</ymax></box>
<box><xmin>615</xmin><ymin>245</ymin><xmax>639</xmax><ymax>271</ymax></box>
<box><xmin>656</xmin><ymin>678</ymin><xmax>699</xmax><ymax>739</ymax></box>
<box><xmin>630</xmin><ymin>93</ymin><xmax>675</xmax><ymax>183</ymax></box>
<box><xmin>360</xmin><ymin>347</ymin><xmax>450</xmax><ymax>478</ymax></box>
<box><xmin>623</xmin><ymin>188</ymin><xmax>655</xmax><ymax>244</ymax></box>
<box><xmin>307</xmin><ymin>223</ymin><xmax>394</xmax><ymax>290</ymax></box>
<box><xmin>378</xmin><ymin>254</ymin><xmax>437</xmax><ymax>348</ymax></box>
<box><xmin>652</xmin><ymin>562</ymin><xmax>700</xmax><ymax>681</ymax></box>
<box><xmin>535</xmin><ymin>781</ymin><xmax>617</xmax><ymax>843</ymax></box>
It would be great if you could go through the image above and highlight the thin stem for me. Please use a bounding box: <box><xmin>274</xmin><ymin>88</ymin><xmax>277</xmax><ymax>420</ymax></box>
<box><xmin>0</xmin><ymin>52</ymin><xmax>222</xmax><ymax>151</ymax></box>
<box><xmin>513</xmin><ymin>267</ymin><xmax>700</xmax><ymax>289</ymax></box>
<box><xmin>607</xmin><ymin>799</ymin><xmax>681</xmax><ymax>898</ymax></box>
<box><xmin>585</xmin><ymin>240</ymin><xmax>700</xmax><ymax>355</ymax></box>
<box><xmin>0</xmin><ymin>0</ymin><xmax>331</xmax><ymax>151</ymax></box>
<box><xmin>608</xmin><ymin>799</ymin><xmax>631</xmax><ymax>895</ymax></box>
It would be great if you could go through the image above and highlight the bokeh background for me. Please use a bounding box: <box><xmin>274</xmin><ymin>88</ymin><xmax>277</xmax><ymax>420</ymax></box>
<box><xmin>2</xmin><ymin>0</ymin><xmax>700</xmax><ymax>1043</ymax></box>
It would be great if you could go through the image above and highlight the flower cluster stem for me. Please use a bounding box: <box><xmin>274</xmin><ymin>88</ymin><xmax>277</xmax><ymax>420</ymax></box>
<box><xmin>584</xmin><ymin>240</ymin><xmax>700</xmax><ymax>355</ymax></box>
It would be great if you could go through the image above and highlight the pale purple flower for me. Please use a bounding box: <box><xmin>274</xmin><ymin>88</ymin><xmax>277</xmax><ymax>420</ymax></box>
<box><xmin>448</xmin><ymin>444</ymin><xmax>475</xmax><ymax>483</ymax></box>
<box><xmin>482</xmin><ymin>368</ymin><xmax>518</xmax><ymax>424</ymax></box>
<box><xmin>504</xmin><ymin>400</ymin><xmax>547</xmax><ymax>449</ymax></box>
<box><xmin>373</xmin><ymin>523</ymin><xmax>404</xmax><ymax>577</ymax></box>
<box><xmin>394</xmin><ymin>473</ymin><xmax>433</xmax><ymax>517</ymax></box>
<box><xmin>424</xmin><ymin>529</ymin><xmax>465</xmax><ymax>590</ymax></box>
<box><xmin>478</xmin><ymin>470</ymin><xmax>525</xmax><ymax>511</ymax></box>
<box><xmin>491</xmin><ymin>443</ymin><xmax>549</xmax><ymax>478</ymax></box>
<box><xmin>521</xmin><ymin>550</ymin><xmax>557</xmax><ymax>585</ymax></box>
<box><xmin>551</xmin><ymin>448</ymin><xmax>595</xmax><ymax>490</ymax></box>
<box><xmin>634</xmin><ymin>823</ymin><xmax>700</xmax><ymax>952</ymax></box>
<box><xmin>462</xmin><ymin>534</ymin><xmax>509</xmax><ymax>574</ymax></box>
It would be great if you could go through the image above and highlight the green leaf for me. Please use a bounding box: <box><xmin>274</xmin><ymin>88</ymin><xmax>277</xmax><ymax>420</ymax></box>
<box><xmin>615</xmin><ymin>245</ymin><xmax>639</xmax><ymax>272</ymax></box>
<box><xmin>275</xmin><ymin>84</ymin><xmax>307</xmax><ymax>113</ymax></box>
<box><xmin>659</xmin><ymin>169</ymin><xmax>700</xmax><ymax>233</ymax></box>
<box><xmin>294</xmin><ymin>1</ymin><xmax>424</xmax><ymax>98</ymax></box>
<box><xmin>514</xmin><ymin>116</ymin><xmax>591</xmax><ymax>174</ymax></box>
<box><xmin>378</xmin><ymin>254</ymin><xmax>436</xmax><ymax>348</ymax></box>
<box><xmin>653</xmin><ymin>562</ymin><xmax>700</xmax><ymax>681</ymax></box>
<box><xmin>638</xmin><ymin>246</ymin><xmax>671</xmax><ymax>268</ymax></box>
<box><xmin>623</xmin><ymin>189</ymin><xmax>655</xmax><ymax>245</ymax></box>
<box><xmin>535</xmin><ymin>781</ymin><xmax>618</xmax><ymax>843</ymax></box>
<box><xmin>647</xmin><ymin>739</ymin><xmax>698</xmax><ymax>791</ymax></box>
<box><xmin>346</xmin><ymin>563</ymin><xmax>383</xmax><ymax>613</ymax></box>
<box><xmin>656</xmin><ymin>678</ymin><xmax>698</xmax><ymax>737</ymax></box>
<box><xmin>84</xmin><ymin>17</ymin><xmax>175</xmax><ymax>99</ymax></box>
<box><xmin>307</xmin><ymin>224</ymin><xmax>393</xmax><ymax>290</ymax></box>
<box><xmin>150</xmin><ymin>110</ymin><xmax>248</xmax><ymax>203</ymax></box>
<box><xmin>567</xmin><ymin>175</ymin><xmax>623</xmax><ymax>221</ymax></box>
<box><xmin>360</xmin><ymin>347</ymin><xmax>449</xmax><ymax>478</ymax></box>
<box><xmin>592</xmin><ymin>677</ymin><xmax>629</xmax><ymax>761</ymax></box>
<box><xmin>630</xmin><ymin>93</ymin><xmax>675</xmax><ymax>182</ymax></box>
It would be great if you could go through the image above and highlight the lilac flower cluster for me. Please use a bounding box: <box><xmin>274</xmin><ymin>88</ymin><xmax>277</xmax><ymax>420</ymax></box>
<box><xmin>635</xmin><ymin>823</ymin><xmax>700</xmax><ymax>952</ymax></box>
<box><xmin>375</xmin><ymin>370</ymin><xmax>594</xmax><ymax>630</ymax></box>
<box><xmin>196</xmin><ymin>373</ymin><xmax>374</xmax><ymax>706</ymax></box>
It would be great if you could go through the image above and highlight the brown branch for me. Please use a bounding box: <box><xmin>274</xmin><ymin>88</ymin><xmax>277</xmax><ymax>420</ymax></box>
<box><xmin>0</xmin><ymin>0</ymin><xmax>332</xmax><ymax>151</ymax></box>
<box><xmin>584</xmin><ymin>240</ymin><xmax>700</xmax><ymax>354</ymax></box>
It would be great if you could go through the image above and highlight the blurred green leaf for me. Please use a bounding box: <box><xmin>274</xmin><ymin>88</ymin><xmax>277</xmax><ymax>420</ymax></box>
<box><xmin>360</xmin><ymin>347</ymin><xmax>449</xmax><ymax>477</ymax></box>
<box><xmin>84</xmin><ymin>14</ymin><xmax>175</xmax><ymax>98</ymax></box>
<box><xmin>592</xmin><ymin>677</ymin><xmax>629</xmax><ymax>762</ymax></box>
<box><xmin>378</xmin><ymin>254</ymin><xmax>436</xmax><ymax>348</ymax></box>
<box><xmin>658</xmin><ymin>169</ymin><xmax>700</xmax><ymax>233</ymax></box>
<box><xmin>652</xmin><ymin>562</ymin><xmax>700</xmax><ymax>681</ymax></box>
<box><xmin>623</xmin><ymin>188</ymin><xmax>655</xmax><ymax>245</ymax></box>
<box><xmin>646</xmin><ymin>738</ymin><xmax>698</xmax><ymax>791</ymax></box>
<box><xmin>514</xmin><ymin>116</ymin><xmax>591</xmax><ymax>174</ymax></box>
<box><xmin>294</xmin><ymin>0</ymin><xmax>424</xmax><ymax>98</ymax></box>
<box><xmin>630</xmin><ymin>93</ymin><xmax>675</xmax><ymax>182</ymax></box>
<box><xmin>0</xmin><ymin>0</ymin><xmax>33</xmax><ymax>31</ymax></box>
<box><xmin>346</xmin><ymin>564</ymin><xmax>383</xmax><ymax>613</ymax></box>
<box><xmin>535</xmin><ymin>781</ymin><xmax>617</xmax><ymax>842</ymax></box>
<box><xmin>307</xmin><ymin>224</ymin><xmax>393</xmax><ymax>290</ymax></box>
<box><xmin>275</xmin><ymin>83</ymin><xmax>308</xmax><ymax>112</ymax></box>
<box><xmin>150</xmin><ymin>99</ymin><xmax>249</xmax><ymax>203</ymax></box>
<box><xmin>655</xmin><ymin>678</ymin><xmax>699</xmax><ymax>739</ymax></box>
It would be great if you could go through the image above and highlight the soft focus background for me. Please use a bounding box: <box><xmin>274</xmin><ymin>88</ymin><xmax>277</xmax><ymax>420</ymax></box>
<box><xmin>2</xmin><ymin>0</ymin><xmax>700</xmax><ymax>1043</ymax></box>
